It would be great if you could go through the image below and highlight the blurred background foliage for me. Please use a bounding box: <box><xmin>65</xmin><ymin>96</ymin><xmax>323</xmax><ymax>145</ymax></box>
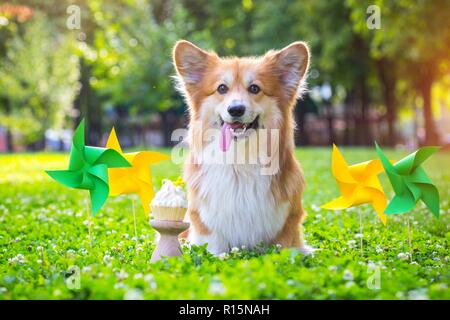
<box><xmin>0</xmin><ymin>0</ymin><xmax>449</xmax><ymax>150</ymax></box>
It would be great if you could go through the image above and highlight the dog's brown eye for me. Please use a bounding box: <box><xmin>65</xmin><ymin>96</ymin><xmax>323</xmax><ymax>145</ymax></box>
<box><xmin>217</xmin><ymin>84</ymin><xmax>228</xmax><ymax>94</ymax></box>
<box><xmin>248</xmin><ymin>84</ymin><xmax>260</xmax><ymax>94</ymax></box>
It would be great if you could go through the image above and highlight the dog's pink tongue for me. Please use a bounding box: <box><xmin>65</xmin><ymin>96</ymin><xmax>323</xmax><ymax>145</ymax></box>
<box><xmin>220</xmin><ymin>123</ymin><xmax>232</xmax><ymax>152</ymax></box>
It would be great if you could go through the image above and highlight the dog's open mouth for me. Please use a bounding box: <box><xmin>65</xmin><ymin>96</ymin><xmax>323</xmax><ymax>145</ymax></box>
<box><xmin>219</xmin><ymin>116</ymin><xmax>259</xmax><ymax>152</ymax></box>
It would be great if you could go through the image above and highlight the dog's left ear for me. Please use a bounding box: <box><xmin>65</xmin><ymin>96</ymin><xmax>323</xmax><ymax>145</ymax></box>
<box><xmin>270</xmin><ymin>41</ymin><xmax>310</xmax><ymax>98</ymax></box>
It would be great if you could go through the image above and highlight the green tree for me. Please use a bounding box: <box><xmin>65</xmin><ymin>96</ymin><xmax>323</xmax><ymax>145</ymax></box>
<box><xmin>347</xmin><ymin>0</ymin><xmax>450</xmax><ymax>145</ymax></box>
<box><xmin>0</xmin><ymin>13</ymin><xmax>80</xmax><ymax>148</ymax></box>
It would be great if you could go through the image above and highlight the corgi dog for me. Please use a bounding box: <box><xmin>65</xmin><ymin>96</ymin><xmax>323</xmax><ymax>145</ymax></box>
<box><xmin>172</xmin><ymin>40</ymin><xmax>310</xmax><ymax>255</ymax></box>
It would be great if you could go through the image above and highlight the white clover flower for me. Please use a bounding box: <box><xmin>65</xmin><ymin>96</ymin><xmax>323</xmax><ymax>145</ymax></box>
<box><xmin>397</xmin><ymin>252</ymin><xmax>409</xmax><ymax>260</ymax></box>
<box><xmin>144</xmin><ymin>274</ymin><xmax>154</xmax><ymax>282</ymax></box>
<box><xmin>231</xmin><ymin>247</ymin><xmax>240</xmax><ymax>253</ymax></box>
<box><xmin>208</xmin><ymin>278</ymin><xmax>226</xmax><ymax>295</ymax></box>
<box><xmin>37</xmin><ymin>259</ymin><xmax>43</xmax><ymax>264</ymax></box>
<box><xmin>218</xmin><ymin>252</ymin><xmax>229</xmax><ymax>260</ymax></box>
<box><xmin>345</xmin><ymin>281</ymin><xmax>355</xmax><ymax>288</ymax></box>
<box><xmin>347</xmin><ymin>240</ymin><xmax>357</xmax><ymax>248</ymax></box>
<box><xmin>82</xmin><ymin>266</ymin><xmax>92</xmax><ymax>273</ymax></box>
<box><xmin>258</xmin><ymin>283</ymin><xmax>267</xmax><ymax>290</ymax></box>
<box><xmin>103</xmin><ymin>254</ymin><xmax>112</xmax><ymax>264</ymax></box>
<box><xmin>328</xmin><ymin>265</ymin><xmax>338</xmax><ymax>271</ymax></box>
<box><xmin>116</xmin><ymin>270</ymin><xmax>129</xmax><ymax>280</ymax></box>
<box><xmin>286</xmin><ymin>279</ymin><xmax>296</xmax><ymax>286</ymax></box>
<box><xmin>124</xmin><ymin>288</ymin><xmax>144</xmax><ymax>300</ymax></box>
<box><xmin>408</xmin><ymin>289</ymin><xmax>429</xmax><ymax>300</ymax></box>
<box><xmin>144</xmin><ymin>274</ymin><xmax>157</xmax><ymax>290</ymax></box>
<box><xmin>8</xmin><ymin>254</ymin><xmax>26</xmax><ymax>265</ymax></box>
<box><xmin>343</xmin><ymin>269</ymin><xmax>353</xmax><ymax>281</ymax></box>
<box><xmin>114</xmin><ymin>283</ymin><xmax>127</xmax><ymax>290</ymax></box>
<box><xmin>133</xmin><ymin>273</ymin><xmax>143</xmax><ymax>280</ymax></box>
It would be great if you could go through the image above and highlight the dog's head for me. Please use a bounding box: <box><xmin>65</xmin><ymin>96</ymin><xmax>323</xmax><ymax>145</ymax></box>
<box><xmin>173</xmin><ymin>40</ymin><xmax>309</xmax><ymax>149</ymax></box>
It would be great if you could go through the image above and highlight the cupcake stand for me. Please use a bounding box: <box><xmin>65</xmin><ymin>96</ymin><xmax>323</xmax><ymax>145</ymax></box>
<box><xmin>149</xmin><ymin>219</ymin><xmax>190</xmax><ymax>262</ymax></box>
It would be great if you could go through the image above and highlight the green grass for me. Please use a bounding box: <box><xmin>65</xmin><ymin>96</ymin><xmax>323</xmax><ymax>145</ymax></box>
<box><xmin>0</xmin><ymin>148</ymin><xmax>449</xmax><ymax>299</ymax></box>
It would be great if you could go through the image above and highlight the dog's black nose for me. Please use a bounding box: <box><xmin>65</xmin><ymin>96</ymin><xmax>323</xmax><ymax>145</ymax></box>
<box><xmin>227</xmin><ymin>104</ymin><xmax>245</xmax><ymax>117</ymax></box>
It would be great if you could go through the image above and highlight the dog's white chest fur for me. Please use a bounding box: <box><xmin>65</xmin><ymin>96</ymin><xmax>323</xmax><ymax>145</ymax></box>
<box><xmin>188</xmin><ymin>163</ymin><xmax>289</xmax><ymax>254</ymax></box>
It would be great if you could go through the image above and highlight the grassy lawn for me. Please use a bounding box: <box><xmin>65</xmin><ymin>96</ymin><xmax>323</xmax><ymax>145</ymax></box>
<box><xmin>0</xmin><ymin>148</ymin><xmax>449</xmax><ymax>299</ymax></box>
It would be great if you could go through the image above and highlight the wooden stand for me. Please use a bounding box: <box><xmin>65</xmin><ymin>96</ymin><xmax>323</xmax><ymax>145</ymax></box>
<box><xmin>149</xmin><ymin>219</ymin><xmax>190</xmax><ymax>263</ymax></box>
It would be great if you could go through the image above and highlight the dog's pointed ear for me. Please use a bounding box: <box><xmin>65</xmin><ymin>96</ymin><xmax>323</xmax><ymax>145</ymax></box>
<box><xmin>173</xmin><ymin>40</ymin><xmax>213</xmax><ymax>85</ymax></box>
<box><xmin>268</xmin><ymin>41</ymin><xmax>310</xmax><ymax>98</ymax></box>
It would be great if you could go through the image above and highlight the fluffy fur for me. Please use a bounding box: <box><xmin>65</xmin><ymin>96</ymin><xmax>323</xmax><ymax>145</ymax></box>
<box><xmin>172</xmin><ymin>40</ymin><xmax>311</xmax><ymax>254</ymax></box>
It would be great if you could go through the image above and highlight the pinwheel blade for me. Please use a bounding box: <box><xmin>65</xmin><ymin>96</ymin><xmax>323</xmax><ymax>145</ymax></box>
<box><xmin>321</xmin><ymin>195</ymin><xmax>355</xmax><ymax>210</ymax></box>
<box><xmin>418</xmin><ymin>183</ymin><xmax>440</xmax><ymax>218</ymax></box>
<box><xmin>104</xmin><ymin>128</ymin><xmax>169</xmax><ymax>214</ymax></box>
<box><xmin>331</xmin><ymin>144</ymin><xmax>356</xmax><ymax>184</ymax></box>
<box><xmin>375</xmin><ymin>142</ymin><xmax>396</xmax><ymax>173</ymax></box>
<box><xmin>136</xmin><ymin>180</ymin><xmax>154</xmax><ymax>213</ymax></box>
<box><xmin>384</xmin><ymin>191</ymin><xmax>416</xmax><ymax>214</ymax></box>
<box><xmin>105</xmin><ymin>127</ymin><xmax>123</xmax><ymax>153</ymax></box>
<box><xmin>377</xmin><ymin>143</ymin><xmax>440</xmax><ymax>217</ymax></box>
<box><xmin>46</xmin><ymin>170</ymin><xmax>83</xmax><ymax>189</ymax></box>
<box><xmin>72</xmin><ymin>119</ymin><xmax>85</xmax><ymax>150</ymax></box>
<box><xmin>322</xmin><ymin>144</ymin><xmax>390</xmax><ymax>224</ymax></box>
<box><xmin>46</xmin><ymin>119</ymin><xmax>133</xmax><ymax>216</ymax></box>
<box><xmin>89</xmin><ymin>174</ymin><xmax>110</xmax><ymax>215</ymax></box>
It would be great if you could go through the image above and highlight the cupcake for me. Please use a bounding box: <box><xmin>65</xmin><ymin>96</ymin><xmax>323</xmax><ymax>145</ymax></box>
<box><xmin>150</xmin><ymin>178</ymin><xmax>187</xmax><ymax>221</ymax></box>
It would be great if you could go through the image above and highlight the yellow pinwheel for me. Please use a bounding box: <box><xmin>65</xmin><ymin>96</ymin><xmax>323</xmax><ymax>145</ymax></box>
<box><xmin>106</xmin><ymin>128</ymin><xmax>170</xmax><ymax>214</ymax></box>
<box><xmin>321</xmin><ymin>144</ymin><xmax>388</xmax><ymax>225</ymax></box>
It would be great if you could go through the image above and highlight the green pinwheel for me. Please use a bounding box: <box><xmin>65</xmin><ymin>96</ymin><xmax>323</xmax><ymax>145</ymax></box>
<box><xmin>375</xmin><ymin>143</ymin><xmax>440</xmax><ymax>217</ymax></box>
<box><xmin>46</xmin><ymin>119</ymin><xmax>131</xmax><ymax>215</ymax></box>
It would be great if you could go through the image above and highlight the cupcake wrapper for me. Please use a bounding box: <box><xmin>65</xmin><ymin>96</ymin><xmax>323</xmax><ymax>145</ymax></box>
<box><xmin>151</xmin><ymin>205</ymin><xmax>187</xmax><ymax>221</ymax></box>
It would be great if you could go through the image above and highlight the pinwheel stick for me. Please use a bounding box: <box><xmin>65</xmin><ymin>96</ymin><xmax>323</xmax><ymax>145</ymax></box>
<box><xmin>85</xmin><ymin>193</ymin><xmax>92</xmax><ymax>247</ymax></box>
<box><xmin>407</xmin><ymin>217</ymin><xmax>413</xmax><ymax>262</ymax></box>
<box><xmin>359</xmin><ymin>211</ymin><xmax>363</xmax><ymax>255</ymax></box>
<box><xmin>131</xmin><ymin>196</ymin><xmax>138</xmax><ymax>244</ymax></box>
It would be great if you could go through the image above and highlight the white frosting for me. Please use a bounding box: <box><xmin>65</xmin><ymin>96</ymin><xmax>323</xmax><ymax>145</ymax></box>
<box><xmin>151</xmin><ymin>179</ymin><xmax>188</xmax><ymax>208</ymax></box>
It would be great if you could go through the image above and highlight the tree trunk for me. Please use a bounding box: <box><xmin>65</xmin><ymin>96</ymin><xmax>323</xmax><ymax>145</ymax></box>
<box><xmin>358</xmin><ymin>75</ymin><xmax>371</xmax><ymax>145</ymax></box>
<box><xmin>343</xmin><ymin>89</ymin><xmax>354</xmax><ymax>145</ymax></box>
<box><xmin>326</xmin><ymin>103</ymin><xmax>334</xmax><ymax>145</ymax></box>
<box><xmin>160</xmin><ymin>109</ymin><xmax>177</xmax><ymax>147</ymax></box>
<box><xmin>4</xmin><ymin>98</ymin><xmax>13</xmax><ymax>152</ymax></box>
<box><xmin>6</xmin><ymin>127</ymin><xmax>13</xmax><ymax>152</ymax></box>
<box><xmin>74</xmin><ymin>59</ymin><xmax>102</xmax><ymax>146</ymax></box>
<box><xmin>295</xmin><ymin>100</ymin><xmax>309</xmax><ymax>146</ymax></box>
<box><xmin>377</xmin><ymin>58</ymin><xmax>397</xmax><ymax>146</ymax></box>
<box><xmin>420</xmin><ymin>73</ymin><xmax>440</xmax><ymax>145</ymax></box>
